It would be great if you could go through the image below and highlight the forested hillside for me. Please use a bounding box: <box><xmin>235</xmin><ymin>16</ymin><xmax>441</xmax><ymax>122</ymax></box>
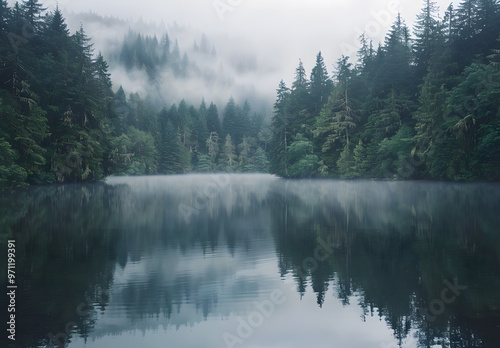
<box><xmin>1</xmin><ymin>0</ymin><xmax>500</xmax><ymax>189</ymax></box>
<box><xmin>0</xmin><ymin>1</ymin><xmax>268</xmax><ymax>189</ymax></box>
<box><xmin>269</xmin><ymin>0</ymin><xmax>500</xmax><ymax>180</ymax></box>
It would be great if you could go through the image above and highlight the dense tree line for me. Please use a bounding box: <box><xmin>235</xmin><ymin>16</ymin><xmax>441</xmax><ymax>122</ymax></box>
<box><xmin>1</xmin><ymin>1</ymin><xmax>114</xmax><ymax>188</ymax></box>
<box><xmin>2</xmin><ymin>0</ymin><xmax>499</xmax><ymax>188</ymax></box>
<box><xmin>0</xmin><ymin>1</ymin><xmax>268</xmax><ymax>189</ymax></box>
<box><xmin>270</xmin><ymin>0</ymin><xmax>500</xmax><ymax>180</ymax></box>
<box><xmin>114</xmin><ymin>30</ymin><xmax>216</xmax><ymax>81</ymax></box>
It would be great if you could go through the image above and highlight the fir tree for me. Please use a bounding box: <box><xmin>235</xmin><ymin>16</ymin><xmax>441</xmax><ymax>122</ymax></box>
<box><xmin>223</xmin><ymin>134</ymin><xmax>236</xmax><ymax>171</ymax></box>
<box><xmin>309</xmin><ymin>51</ymin><xmax>332</xmax><ymax>115</ymax></box>
<box><xmin>413</xmin><ymin>0</ymin><xmax>443</xmax><ymax>79</ymax></box>
<box><xmin>269</xmin><ymin>80</ymin><xmax>291</xmax><ymax>176</ymax></box>
<box><xmin>206</xmin><ymin>102</ymin><xmax>221</xmax><ymax>136</ymax></box>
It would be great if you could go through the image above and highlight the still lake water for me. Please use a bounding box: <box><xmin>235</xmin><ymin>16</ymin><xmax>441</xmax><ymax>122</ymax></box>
<box><xmin>1</xmin><ymin>174</ymin><xmax>500</xmax><ymax>348</ymax></box>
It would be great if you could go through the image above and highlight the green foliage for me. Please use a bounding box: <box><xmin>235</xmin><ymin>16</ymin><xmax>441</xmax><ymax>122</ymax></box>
<box><xmin>206</xmin><ymin>132</ymin><xmax>219</xmax><ymax>168</ymax></box>
<box><xmin>352</xmin><ymin>140</ymin><xmax>368</xmax><ymax>178</ymax></box>
<box><xmin>158</xmin><ymin>118</ymin><xmax>182</xmax><ymax>174</ymax></box>
<box><xmin>223</xmin><ymin>134</ymin><xmax>237</xmax><ymax>171</ymax></box>
<box><xmin>253</xmin><ymin>147</ymin><xmax>269</xmax><ymax>173</ymax></box>
<box><xmin>378</xmin><ymin>125</ymin><xmax>415</xmax><ymax>178</ymax></box>
<box><xmin>238</xmin><ymin>136</ymin><xmax>252</xmax><ymax>171</ymax></box>
<box><xmin>0</xmin><ymin>137</ymin><xmax>27</xmax><ymax>188</ymax></box>
<box><xmin>309</xmin><ymin>51</ymin><xmax>333</xmax><ymax>115</ymax></box>
<box><xmin>206</xmin><ymin>102</ymin><xmax>221</xmax><ymax>136</ymax></box>
<box><xmin>111</xmin><ymin>126</ymin><xmax>157</xmax><ymax>175</ymax></box>
<box><xmin>288</xmin><ymin>134</ymin><xmax>327</xmax><ymax>178</ymax></box>
<box><xmin>337</xmin><ymin>143</ymin><xmax>355</xmax><ymax>178</ymax></box>
<box><xmin>196</xmin><ymin>154</ymin><xmax>212</xmax><ymax>173</ymax></box>
<box><xmin>0</xmin><ymin>1</ymin><xmax>268</xmax><ymax>187</ymax></box>
<box><xmin>475</xmin><ymin>116</ymin><xmax>500</xmax><ymax>179</ymax></box>
<box><xmin>2</xmin><ymin>1</ymin><xmax>499</xmax><ymax>184</ymax></box>
<box><xmin>269</xmin><ymin>2</ymin><xmax>500</xmax><ymax>181</ymax></box>
<box><xmin>269</xmin><ymin>80</ymin><xmax>291</xmax><ymax>177</ymax></box>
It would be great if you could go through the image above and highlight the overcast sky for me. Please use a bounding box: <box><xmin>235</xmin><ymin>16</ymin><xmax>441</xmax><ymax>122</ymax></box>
<box><xmin>10</xmin><ymin>0</ymin><xmax>455</xmax><ymax>108</ymax></box>
<box><xmin>50</xmin><ymin>0</ymin><xmax>453</xmax><ymax>65</ymax></box>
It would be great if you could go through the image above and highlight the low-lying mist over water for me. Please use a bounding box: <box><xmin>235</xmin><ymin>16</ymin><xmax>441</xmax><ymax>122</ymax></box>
<box><xmin>2</xmin><ymin>175</ymin><xmax>499</xmax><ymax>348</ymax></box>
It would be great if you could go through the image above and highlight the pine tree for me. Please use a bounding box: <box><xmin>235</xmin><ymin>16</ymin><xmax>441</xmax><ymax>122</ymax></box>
<box><xmin>222</xmin><ymin>97</ymin><xmax>237</xmax><ymax>139</ymax></box>
<box><xmin>269</xmin><ymin>80</ymin><xmax>291</xmax><ymax>176</ymax></box>
<box><xmin>238</xmin><ymin>136</ymin><xmax>252</xmax><ymax>171</ymax></box>
<box><xmin>69</xmin><ymin>26</ymin><xmax>95</xmax><ymax>127</ymax></box>
<box><xmin>120</xmin><ymin>43</ymin><xmax>133</xmax><ymax>70</ymax></box>
<box><xmin>413</xmin><ymin>0</ymin><xmax>443</xmax><ymax>79</ymax></box>
<box><xmin>475</xmin><ymin>0</ymin><xmax>500</xmax><ymax>59</ymax></box>
<box><xmin>92</xmin><ymin>52</ymin><xmax>113</xmax><ymax>118</ymax></box>
<box><xmin>171</xmin><ymin>39</ymin><xmax>180</xmax><ymax>70</ymax></box>
<box><xmin>206</xmin><ymin>102</ymin><xmax>221</xmax><ymax>135</ymax></box>
<box><xmin>189</xmin><ymin>105</ymin><xmax>208</xmax><ymax>153</ymax></box>
<box><xmin>289</xmin><ymin>59</ymin><xmax>310</xmax><ymax>134</ymax></box>
<box><xmin>456</xmin><ymin>0</ymin><xmax>478</xmax><ymax>41</ymax></box>
<box><xmin>43</xmin><ymin>6</ymin><xmax>70</xmax><ymax>58</ymax></box>
<box><xmin>223</xmin><ymin>134</ymin><xmax>236</xmax><ymax>171</ymax></box>
<box><xmin>443</xmin><ymin>4</ymin><xmax>459</xmax><ymax>43</ymax></box>
<box><xmin>0</xmin><ymin>135</ymin><xmax>27</xmax><ymax>188</ymax></box>
<box><xmin>315</xmin><ymin>56</ymin><xmax>357</xmax><ymax>151</ymax></box>
<box><xmin>196</xmin><ymin>154</ymin><xmax>212</xmax><ymax>172</ymax></box>
<box><xmin>1</xmin><ymin>82</ymin><xmax>49</xmax><ymax>177</ymax></box>
<box><xmin>253</xmin><ymin>147</ymin><xmax>269</xmax><ymax>173</ymax></box>
<box><xmin>309</xmin><ymin>51</ymin><xmax>332</xmax><ymax>115</ymax></box>
<box><xmin>160</xmin><ymin>31</ymin><xmax>170</xmax><ymax>63</ymax></box>
<box><xmin>356</xmin><ymin>33</ymin><xmax>375</xmax><ymax>69</ymax></box>
<box><xmin>375</xmin><ymin>14</ymin><xmax>414</xmax><ymax>96</ymax></box>
<box><xmin>206</xmin><ymin>132</ymin><xmax>219</xmax><ymax>165</ymax></box>
<box><xmin>451</xmin><ymin>0</ymin><xmax>500</xmax><ymax>67</ymax></box>
<box><xmin>94</xmin><ymin>53</ymin><xmax>112</xmax><ymax>92</ymax></box>
<box><xmin>352</xmin><ymin>140</ymin><xmax>368</xmax><ymax>177</ymax></box>
<box><xmin>177</xmin><ymin>100</ymin><xmax>190</xmax><ymax>146</ymax></box>
<box><xmin>337</xmin><ymin>143</ymin><xmax>355</xmax><ymax>178</ymax></box>
<box><xmin>160</xmin><ymin>119</ymin><xmax>182</xmax><ymax>173</ymax></box>
<box><xmin>292</xmin><ymin>59</ymin><xmax>309</xmax><ymax>95</ymax></box>
<box><xmin>179</xmin><ymin>52</ymin><xmax>189</xmax><ymax>77</ymax></box>
<box><xmin>112</xmin><ymin>86</ymin><xmax>129</xmax><ymax>135</ymax></box>
<box><xmin>20</xmin><ymin>0</ymin><xmax>46</xmax><ymax>31</ymax></box>
<box><xmin>199</xmin><ymin>98</ymin><xmax>207</xmax><ymax>119</ymax></box>
<box><xmin>231</xmin><ymin>100</ymin><xmax>251</xmax><ymax>147</ymax></box>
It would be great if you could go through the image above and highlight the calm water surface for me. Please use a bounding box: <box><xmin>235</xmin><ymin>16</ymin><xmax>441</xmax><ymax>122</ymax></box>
<box><xmin>1</xmin><ymin>174</ymin><xmax>499</xmax><ymax>348</ymax></box>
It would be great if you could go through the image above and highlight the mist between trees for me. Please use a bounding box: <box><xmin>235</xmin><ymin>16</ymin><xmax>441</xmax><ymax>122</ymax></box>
<box><xmin>1</xmin><ymin>0</ymin><xmax>500</xmax><ymax>189</ymax></box>
<box><xmin>269</xmin><ymin>1</ymin><xmax>500</xmax><ymax>180</ymax></box>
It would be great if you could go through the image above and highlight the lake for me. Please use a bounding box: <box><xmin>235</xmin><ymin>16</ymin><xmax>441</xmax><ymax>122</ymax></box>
<box><xmin>1</xmin><ymin>174</ymin><xmax>500</xmax><ymax>348</ymax></box>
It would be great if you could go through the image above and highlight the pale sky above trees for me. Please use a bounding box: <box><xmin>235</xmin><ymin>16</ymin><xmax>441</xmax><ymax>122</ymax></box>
<box><xmin>25</xmin><ymin>0</ymin><xmax>453</xmax><ymax>88</ymax></box>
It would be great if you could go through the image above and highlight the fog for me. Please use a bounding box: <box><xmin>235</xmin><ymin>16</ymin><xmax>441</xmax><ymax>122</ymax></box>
<box><xmin>15</xmin><ymin>0</ymin><xmax>454</xmax><ymax>110</ymax></box>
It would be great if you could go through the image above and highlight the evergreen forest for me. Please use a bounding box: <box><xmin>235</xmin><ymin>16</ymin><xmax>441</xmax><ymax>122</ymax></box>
<box><xmin>269</xmin><ymin>1</ymin><xmax>500</xmax><ymax>180</ymax></box>
<box><xmin>1</xmin><ymin>0</ymin><xmax>500</xmax><ymax>189</ymax></box>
